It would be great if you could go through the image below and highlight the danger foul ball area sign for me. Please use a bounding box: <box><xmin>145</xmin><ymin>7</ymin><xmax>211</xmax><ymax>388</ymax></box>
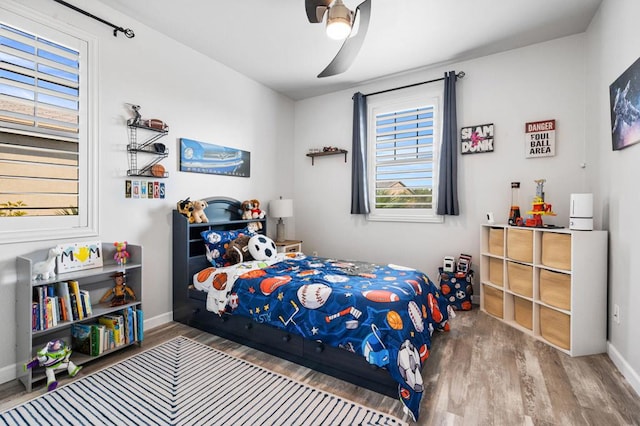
<box><xmin>525</xmin><ymin>119</ymin><xmax>556</xmax><ymax>158</ymax></box>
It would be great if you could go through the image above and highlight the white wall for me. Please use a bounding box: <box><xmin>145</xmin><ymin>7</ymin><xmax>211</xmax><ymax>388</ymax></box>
<box><xmin>586</xmin><ymin>0</ymin><xmax>640</xmax><ymax>393</ymax></box>
<box><xmin>294</xmin><ymin>35</ymin><xmax>589</xmax><ymax>279</ymax></box>
<box><xmin>0</xmin><ymin>0</ymin><xmax>295</xmax><ymax>383</ymax></box>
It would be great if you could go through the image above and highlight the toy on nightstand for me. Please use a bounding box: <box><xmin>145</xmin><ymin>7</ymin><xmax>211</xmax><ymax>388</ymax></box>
<box><xmin>24</xmin><ymin>339</ymin><xmax>82</xmax><ymax>391</ymax></box>
<box><xmin>113</xmin><ymin>241</ymin><xmax>130</xmax><ymax>266</ymax></box>
<box><xmin>99</xmin><ymin>271</ymin><xmax>135</xmax><ymax>306</ymax></box>
<box><xmin>524</xmin><ymin>179</ymin><xmax>556</xmax><ymax>227</ymax></box>
<box><xmin>443</xmin><ymin>256</ymin><xmax>455</xmax><ymax>273</ymax></box>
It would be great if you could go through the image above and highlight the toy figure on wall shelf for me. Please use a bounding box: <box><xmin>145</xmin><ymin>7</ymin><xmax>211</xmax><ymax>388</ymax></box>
<box><xmin>113</xmin><ymin>241</ymin><xmax>129</xmax><ymax>266</ymax></box>
<box><xmin>23</xmin><ymin>339</ymin><xmax>82</xmax><ymax>391</ymax></box>
<box><xmin>99</xmin><ymin>271</ymin><xmax>136</xmax><ymax>306</ymax></box>
<box><xmin>524</xmin><ymin>179</ymin><xmax>556</xmax><ymax>227</ymax></box>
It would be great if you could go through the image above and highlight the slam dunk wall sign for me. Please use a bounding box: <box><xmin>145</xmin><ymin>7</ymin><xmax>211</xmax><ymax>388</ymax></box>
<box><xmin>461</xmin><ymin>123</ymin><xmax>494</xmax><ymax>154</ymax></box>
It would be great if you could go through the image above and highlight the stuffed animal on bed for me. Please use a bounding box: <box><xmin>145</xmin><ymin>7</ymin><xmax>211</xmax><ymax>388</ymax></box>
<box><xmin>226</xmin><ymin>235</ymin><xmax>254</xmax><ymax>265</ymax></box>
<box><xmin>192</xmin><ymin>199</ymin><xmax>209</xmax><ymax>223</ymax></box>
<box><xmin>248</xmin><ymin>235</ymin><xmax>277</xmax><ymax>261</ymax></box>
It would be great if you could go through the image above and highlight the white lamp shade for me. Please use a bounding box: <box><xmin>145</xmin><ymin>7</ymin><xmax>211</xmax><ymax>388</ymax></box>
<box><xmin>325</xmin><ymin>0</ymin><xmax>352</xmax><ymax>40</ymax></box>
<box><xmin>270</xmin><ymin>199</ymin><xmax>293</xmax><ymax>218</ymax></box>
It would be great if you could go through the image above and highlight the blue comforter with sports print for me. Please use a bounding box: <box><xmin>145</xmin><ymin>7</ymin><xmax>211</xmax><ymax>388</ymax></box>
<box><xmin>194</xmin><ymin>254</ymin><xmax>450</xmax><ymax>421</ymax></box>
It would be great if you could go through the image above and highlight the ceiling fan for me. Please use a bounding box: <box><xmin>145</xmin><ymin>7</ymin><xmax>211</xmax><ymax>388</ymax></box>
<box><xmin>305</xmin><ymin>0</ymin><xmax>372</xmax><ymax>78</ymax></box>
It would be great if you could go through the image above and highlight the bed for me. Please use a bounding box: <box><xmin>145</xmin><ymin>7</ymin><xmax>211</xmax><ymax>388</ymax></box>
<box><xmin>172</xmin><ymin>197</ymin><xmax>450</xmax><ymax>421</ymax></box>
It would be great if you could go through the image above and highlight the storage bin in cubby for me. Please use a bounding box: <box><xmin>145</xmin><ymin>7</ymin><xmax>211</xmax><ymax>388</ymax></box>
<box><xmin>488</xmin><ymin>257</ymin><xmax>503</xmax><ymax>286</ymax></box>
<box><xmin>541</xmin><ymin>233</ymin><xmax>571</xmax><ymax>270</ymax></box>
<box><xmin>506</xmin><ymin>228</ymin><xmax>533</xmax><ymax>263</ymax></box>
<box><xmin>507</xmin><ymin>261</ymin><xmax>533</xmax><ymax>297</ymax></box>
<box><xmin>488</xmin><ymin>227</ymin><xmax>504</xmax><ymax>256</ymax></box>
<box><xmin>540</xmin><ymin>306</ymin><xmax>570</xmax><ymax>350</ymax></box>
<box><xmin>483</xmin><ymin>285</ymin><xmax>503</xmax><ymax>318</ymax></box>
<box><xmin>539</xmin><ymin>269</ymin><xmax>571</xmax><ymax>310</ymax></box>
<box><xmin>514</xmin><ymin>296</ymin><xmax>533</xmax><ymax>330</ymax></box>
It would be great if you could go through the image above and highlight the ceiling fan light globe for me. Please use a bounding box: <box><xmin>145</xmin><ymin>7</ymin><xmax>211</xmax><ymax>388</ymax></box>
<box><xmin>326</xmin><ymin>19</ymin><xmax>351</xmax><ymax>39</ymax></box>
<box><xmin>325</xmin><ymin>0</ymin><xmax>352</xmax><ymax>40</ymax></box>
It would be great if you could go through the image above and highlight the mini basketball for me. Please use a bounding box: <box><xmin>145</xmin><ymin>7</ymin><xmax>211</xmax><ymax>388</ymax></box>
<box><xmin>150</xmin><ymin>163</ymin><xmax>165</xmax><ymax>177</ymax></box>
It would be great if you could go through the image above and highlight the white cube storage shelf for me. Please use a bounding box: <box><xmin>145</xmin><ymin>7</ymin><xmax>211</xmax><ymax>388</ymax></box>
<box><xmin>480</xmin><ymin>225</ymin><xmax>607</xmax><ymax>356</ymax></box>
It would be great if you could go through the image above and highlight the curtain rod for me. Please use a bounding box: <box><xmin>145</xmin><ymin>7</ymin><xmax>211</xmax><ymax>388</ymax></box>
<box><xmin>363</xmin><ymin>71</ymin><xmax>465</xmax><ymax>97</ymax></box>
<box><xmin>52</xmin><ymin>0</ymin><xmax>135</xmax><ymax>38</ymax></box>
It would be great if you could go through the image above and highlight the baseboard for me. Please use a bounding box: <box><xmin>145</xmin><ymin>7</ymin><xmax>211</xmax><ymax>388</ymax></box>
<box><xmin>607</xmin><ymin>341</ymin><xmax>640</xmax><ymax>397</ymax></box>
<box><xmin>144</xmin><ymin>311</ymin><xmax>173</xmax><ymax>331</ymax></box>
<box><xmin>0</xmin><ymin>363</ymin><xmax>17</xmax><ymax>385</ymax></box>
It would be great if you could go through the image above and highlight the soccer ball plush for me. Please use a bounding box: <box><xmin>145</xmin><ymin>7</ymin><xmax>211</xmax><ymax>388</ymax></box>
<box><xmin>248</xmin><ymin>235</ymin><xmax>276</xmax><ymax>261</ymax></box>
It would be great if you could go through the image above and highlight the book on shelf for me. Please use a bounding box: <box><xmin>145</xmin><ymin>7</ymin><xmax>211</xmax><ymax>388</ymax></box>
<box><xmin>68</xmin><ymin>280</ymin><xmax>83</xmax><ymax>320</ymax></box>
<box><xmin>31</xmin><ymin>302</ymin><xmax>38</xmax><ymax>331</ymax></box>
<box><xmin>136</xmin><ymin>309</ymin><xmax>144</xmax><ymax>342</ymax></box>
<box><xmin>57</xmin><ymin>281</ymin><xmax>73</xmax><ymax>322</ymax></box>
<box><xmin>79</xmin><ymin>290</ymin><xmax>92</xmax><ymax>317</ymax></box>
<box><xmin>99</xmin><ymin>314</ymin><xmax>125</xmax><ymax>347</ymax></box>
<box><xmin>71</xmin><ymin>323</ymin><xmax>92</xmax><ymax>355</ymax></box>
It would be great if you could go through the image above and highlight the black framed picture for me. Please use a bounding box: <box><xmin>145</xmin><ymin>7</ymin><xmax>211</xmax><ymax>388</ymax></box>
<box><xmin>609</xmin><ymin>56</ymin><xmax>640</xmax><ymax>151</ymax></box>
<box><xmin>179</xmin><ymin>138</ymin><xmax>250</xmax><ymax>177</ymax></box>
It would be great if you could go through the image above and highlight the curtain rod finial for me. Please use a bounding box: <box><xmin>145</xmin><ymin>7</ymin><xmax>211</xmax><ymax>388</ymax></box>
<box><xmin>457</xmin><ymin>71</ymin><xmax>465</xmax><ymax>79</ymax></box>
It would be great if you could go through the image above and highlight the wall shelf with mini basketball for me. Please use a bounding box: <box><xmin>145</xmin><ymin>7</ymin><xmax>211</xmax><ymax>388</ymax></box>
<box><xmin>127</xmin><ymin>121</ymin><xmax>169</xmax><ymax>178</ymax></box>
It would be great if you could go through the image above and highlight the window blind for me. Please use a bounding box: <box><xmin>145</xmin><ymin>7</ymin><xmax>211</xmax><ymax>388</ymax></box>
<box><xmin>0</xmin><ymin>22</ymin><xmax>80</xmax><ymax>217</ymax></box>
<box><xmin>374</xmin><ymin>105</ymin><xmax>435</xmax><ymax>209</ymax></box>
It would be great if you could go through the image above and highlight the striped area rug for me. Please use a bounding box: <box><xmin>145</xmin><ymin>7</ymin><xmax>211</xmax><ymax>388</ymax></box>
<box><xmin>1</xmin><ymin>336</ymin><xmax>407</xmax><ymax>425</ymax></box>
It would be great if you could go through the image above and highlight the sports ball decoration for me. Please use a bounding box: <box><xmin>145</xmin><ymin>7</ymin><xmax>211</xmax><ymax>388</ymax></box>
<box><xmin>297</xmin><ymin>283</ymin><xmax>332</xmax><ymax>309</ymax></box>
<box><xmin>248</xmin><ymin>235</ymin><xmax>277</xmax><ymax>261</ymax></box>
<box><xmin>397</xmin><ymin>340</ymin><xmax>424</xmax><ymax>392</ymax></box>
<box><xmin>386</xmin><ymin>310</ymin><xmax>404</xmax><ymax>330</ymax></box>
<box><xmin>407</xmin><ymin>301</ymin><xmax>424</xmax><ymax>332</ymax></box>
<box><xmin>362</xmin><ymin>290</ymin><xmax>400</xmax><ymax>303</ymax></box>
<box><xmin>260</xmin><ymin>275</ymin><xmax>292</xmax><ymax>295</ymax></box>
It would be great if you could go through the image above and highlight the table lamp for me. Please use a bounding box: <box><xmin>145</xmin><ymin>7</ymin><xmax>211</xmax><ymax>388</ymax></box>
<box><xmin>270</xmin><ymin>198</ymin><xmax>293</xmax><ymax>242</ymax></box>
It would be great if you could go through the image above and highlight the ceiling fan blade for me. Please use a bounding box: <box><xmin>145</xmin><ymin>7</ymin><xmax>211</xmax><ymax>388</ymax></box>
<box><xmin>317</xmin><ymin>0</ymin><xmax>371</xmax><ymax>78</ymax></box>
<box><xmin>305</xmin><ymin>0</ymin><xmax>332</xmax><ymax>23</ymax></box>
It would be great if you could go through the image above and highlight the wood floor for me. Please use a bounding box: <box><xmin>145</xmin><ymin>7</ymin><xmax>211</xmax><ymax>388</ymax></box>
<box><xmin>2</xmin><ymin>308</ymin><xmax>639</xmax><ymax>425</ymax></box>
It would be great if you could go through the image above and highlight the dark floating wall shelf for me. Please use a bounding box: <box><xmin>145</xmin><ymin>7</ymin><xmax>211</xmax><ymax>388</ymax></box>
<box><xmin>306</xmin><ymin>149</ymin><xmax>348</xmax><ymax>165</ymax></box>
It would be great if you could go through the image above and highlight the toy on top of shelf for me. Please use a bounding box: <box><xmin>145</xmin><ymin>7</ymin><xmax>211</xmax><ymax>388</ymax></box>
<box><xmin>524</xmin><ymin>179</ymin><xmax>556</xmax><ymax>227</ymax></box>
<box><xmin>241</xmin><ymin>199</ymin><xmax>265</xmax><ymax>230</ymax></box>
<box><xmin>99</xmin><ymin>271</ymin><xmax>136</xmax><ymax>306</ymax></box>
<box><xmin>32</xmin><ymin>246</ymin><xmax>63</xmax><ymax>281</ymax></box>
<box><xmin>508</xmin><ymin>182</ymin><xmax>523</xmax><ymax>226</ymax></box>
<box><xmin>113</xmin><ymin>241</ymin><xmax>130</xmax><ymax>266</ymax></box>
<box><xmin>23</xmin><ymin>339</ymin><xmax>81</xmax><ymax>391</ymax></box>
<box><xmin>191</xmin><ymin>199</ymin><xmax>209</xmax><ymax>224</ymax></box>
<box><xmin>177</xmin><ymin>197</ymin><xmax>195</xmax><ymax>223</ymax></box>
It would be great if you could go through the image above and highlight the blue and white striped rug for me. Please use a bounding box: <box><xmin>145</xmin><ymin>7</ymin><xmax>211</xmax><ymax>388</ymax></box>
<box><xmin>1</xmin><ymin>336</ymin><xmax>406</xmax><ymax>425</ymax></box>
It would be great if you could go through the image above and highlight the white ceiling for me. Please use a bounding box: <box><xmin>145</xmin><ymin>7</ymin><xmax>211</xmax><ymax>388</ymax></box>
<box><xmin>99</xmin><ymin>0</ymin><xmax>602</xmax><ymax>100</ymax></box>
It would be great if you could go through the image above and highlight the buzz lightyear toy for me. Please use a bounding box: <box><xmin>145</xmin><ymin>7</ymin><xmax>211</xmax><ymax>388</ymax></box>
<box><xmin>24</xmin><ymin>339</ymin><xmax>82</xmax><ymax>391</ymax></box>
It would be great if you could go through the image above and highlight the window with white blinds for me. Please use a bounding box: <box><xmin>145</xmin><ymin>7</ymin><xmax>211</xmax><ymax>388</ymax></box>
<box><xmin>1</xmin><ymin>22</ymin><xmax>79</xmax><ymax>217</ymax></box>
<box><xmin>367</xmin><ymin>87</ymin><xmax>443</xmax><ymax>222</ymax></box>
<box><xmin>0</xmin><ymin>5</ymin><xmax>97</xmax><ymax>243</ymax></box>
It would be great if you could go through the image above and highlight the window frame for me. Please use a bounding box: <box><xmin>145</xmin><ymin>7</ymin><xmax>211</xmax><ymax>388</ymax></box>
<box><xmin>0</xmin><ymin>2</ymin><xmax>99</xmax><ymax>244</ymax></box>
<box><xmin>366</xmin><ymin>85</ymin><xmax>444</xmax><ymax>223</ymax></box>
